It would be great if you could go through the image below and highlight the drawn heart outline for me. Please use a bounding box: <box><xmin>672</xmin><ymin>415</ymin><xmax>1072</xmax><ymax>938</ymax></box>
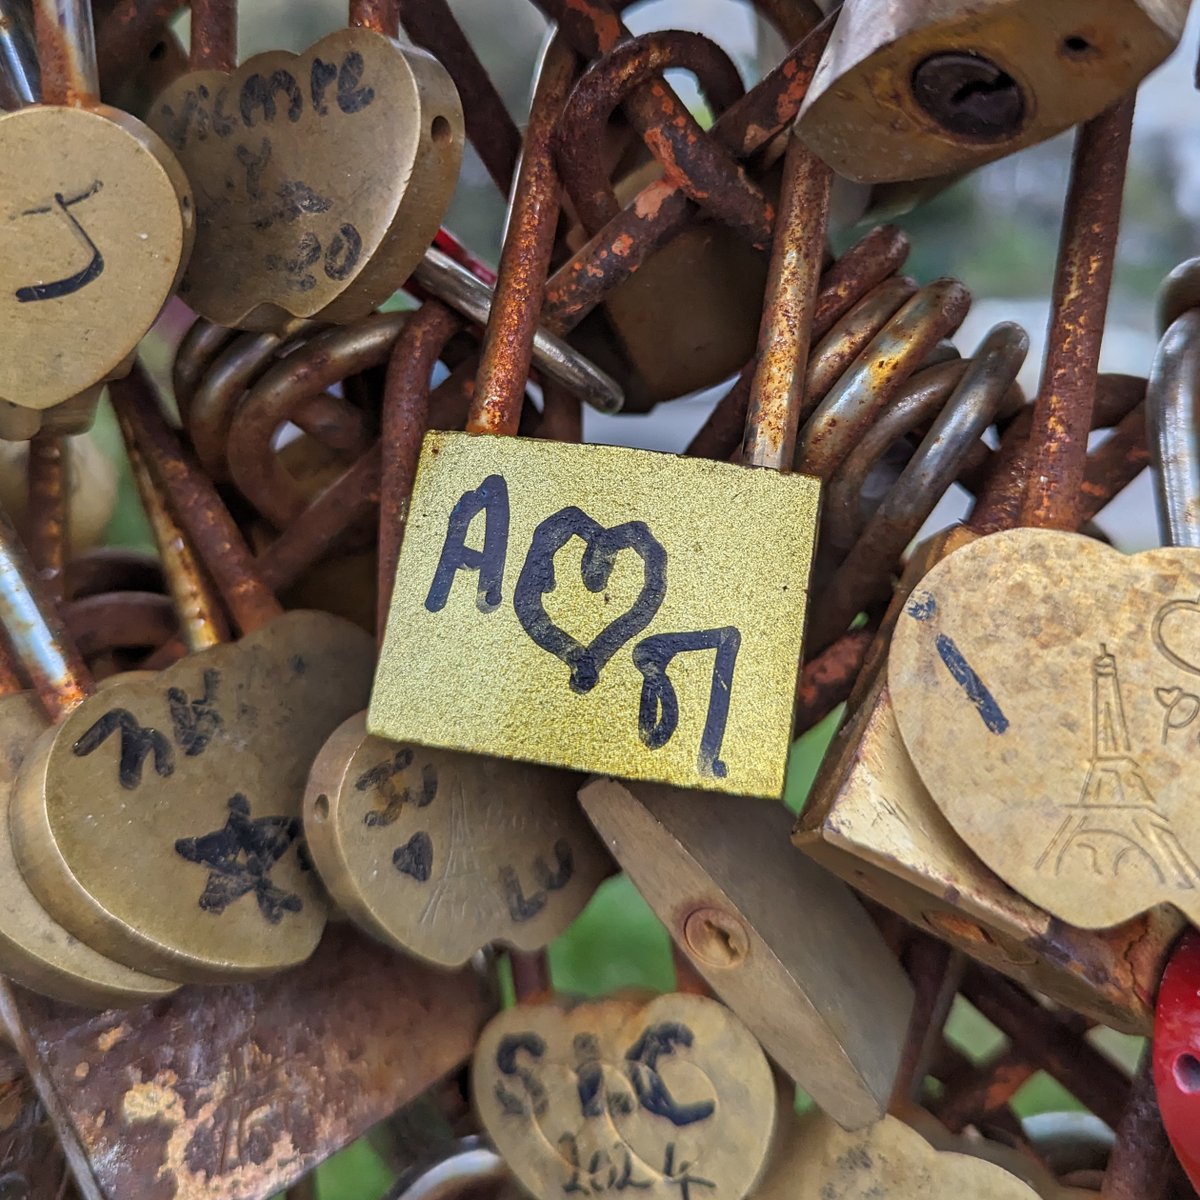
<box><xmin>473</xmin><ymin>992</ymin><xmax>776</xmax><ymax>1200</ymax></box>
<box><xmin>888</xmin><ymin>528</ymin><xmax>1200</xmax><ymax>931</ymax></box>
<box><xmin>148</xmin><ymin>27</ymin><xmax>463</xmax><ymax>331</ymax></box>
<box><xmin>513</xmin><ymin>506</ymin><xmax>667</xmax><ymax>693</ymax></box>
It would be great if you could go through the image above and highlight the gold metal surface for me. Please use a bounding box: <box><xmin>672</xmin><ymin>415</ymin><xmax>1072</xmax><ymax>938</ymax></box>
<box><xmin>149</xmin><ymin>28</ymin><xmax>464</xmax><ymax>332</ymax></box>
<box><xmin>0</xmin><ymin>692</ymin><xmax>179</xmax><ymax>1008</ymax></box>
<box><xmin>796</xmin><ymin>529</ymin><xmax>1181</xmax><ymax>1035</ymax></box>
<box><xmin>797</xmin><ymin>0</ymin><xmax>1188</xmax><ymax>184</ymax></box>
<box><xmin>473</xmin><ymin>991</ymin><xmax>776</xmax><ymax>1200</ymax></box>
<box><xmin>11</xmin><ymin>610</ymin><xmax>375</xmax><ymax>982</ymax></box>
<box><xmin>779</xmin><ymin>1111</ymin><xmax>1043</xmax><ymax>1198</ymax></box>
<box><xmin>0</xmin><ymin>105</ymin><xmax>194</xmax><ymax>411</ymax></box>
<box><xmin>303</xmin><ymin>712</ymin><xmax>611</xmax><ymax>966</ymax></box>
<box><xmin>370</xmin><ymin>433</ymin><xmax>820</xmax><ymax>799</ymax></box>
<box><xmin>579</xmin><ymin>777</ymin><xmax>912</xmax><ymax>1131</ymax></box>
<box><xmin>889</xmin><ymin>527</ymin><xmax>1200</xmax><ymax>932</ymax></box>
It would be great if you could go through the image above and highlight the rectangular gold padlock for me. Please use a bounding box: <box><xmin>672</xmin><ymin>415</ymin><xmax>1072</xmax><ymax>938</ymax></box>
<box><xmin>794</xmin><ymin>526</ymin><xmax>1182</xmax><ymax>1034</ymax></box>
<box><xmin>370</xmin><ymin>433</ymin><xmax>819</xmax><ymax>798</ymax></box>
<box><xmin>797</xmin><ymin>0</ymin><xmax>1190</xmax><ymax>184</ymax></box>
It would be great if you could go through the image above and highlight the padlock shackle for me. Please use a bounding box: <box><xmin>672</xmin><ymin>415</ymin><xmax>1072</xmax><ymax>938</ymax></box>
<box><xmin>0</xmin><ymin>505</ymin><xmax>92</xmax><ymax>719</ymax></box>
<box><xmin>0</xmin><ymin>0</ymin><xmax>39</xmax><ymax>108</ymax></box>
<box><xmin>468</xmin><ymin>38</ymin><xmax>576</xmax><ymax>436</ymax></box>
<box><xmin>1147</xmin><ymin>308</ymin><xmax>1200</xmax><ymax>551</ymax></box>
<box><xmin>742</xmin><ymin>132</ymin><xmax>831</xmax><ymax>472</ymax></box>
<box><xmin>114</xmin><ymin>405</ymin><xmax>229</xmax><ymax>653</ymax></box>
<box><xmin>33</xmin><ymin>0</ymin><xmax>97</xmax><ymax>105</ymax></box>
<box><xmin>188</xmin><ymin>0</ymin><xmax>235</xmax><ymax>72</ymax></box>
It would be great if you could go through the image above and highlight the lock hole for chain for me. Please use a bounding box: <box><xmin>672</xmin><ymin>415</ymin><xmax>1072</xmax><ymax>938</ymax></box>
<box><xmin>1175</xmin><ymin>1053</ymin><xmax>1200</xmax><ymax>1093</ymax></box>
<box><xmin>431</xmin><ymin>115</ymin><xmax>453</xmax><ymax>146</ymax></box>
<box><xmin>312</xmin><ymin>793</ymin><xmax>330</xmax><ymax>822</ymax></box>
<box><xmin>682</xmin><ymin>907</ymin><xmax>749</xmax><ymax>970</ymax></box>
<box><xmin>1061</xmin><ymin>35</ymin><xmax>1098</xmax><ymax>60</ymax></box>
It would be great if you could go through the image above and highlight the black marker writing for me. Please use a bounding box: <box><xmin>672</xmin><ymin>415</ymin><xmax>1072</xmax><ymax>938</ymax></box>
<box><xmin>494</xmin><ymin>1031</ymin><xmax>549</xmax><ymax>1118</ymax></box>
<box><xmin>935</xmin><ymin>632</ymin><xmax>1009</xmax><ymax>735</ymax></box>
<box><xmin>174</xmin><ymin>793</ymin><xmax>303</xmax><ymax>923</ymax></box>
<box><xmin>235</xmin><ymin>138</ymin><xmax>272</xmax><ymax>201</ymax></box>
<box><xmin>426</xmin><ymin>474</ymin><xmax>510</xmax><ymax>614</ymax></box>
<box><xmin>499</xmin><ymin>838</ymin><xmax>574</xmax><ymax>922</ymax></box>
<box><xmin>14</xmin><ymin>181</ymin><xmax>105</xmax><ymax>303</ymax></box>
<box><xmin>240</xmin><ymin>69</ymin><xmax>303</xmax><ymax>126</ymax></box>
<box><xmin>72</xmin><ymin>708</ymin><xmax>175</xmax><ymax>789</ymax></box>
<box><xmin>393</xmin><ymin>831</ymin><xmax>433</xmax><ymax>881</ymax></box>
<box><xmin>166</xmin><ymin>668</ymin><xmax>223</xmax><ymax>756</ymax></box>
<box><xmin>625</xmin><ymin>1023</ymin><xmax>715</xmax><ymax>1127</ymax></box>
<box><xmin>632</xmin><ymin>628</ymin><xmax>739</xmax><ymax>778</ymax></box>
<box><xmin>514</xmin><ymin>507</ymin><xmax>667</xmax><ymax>694</ymax></box>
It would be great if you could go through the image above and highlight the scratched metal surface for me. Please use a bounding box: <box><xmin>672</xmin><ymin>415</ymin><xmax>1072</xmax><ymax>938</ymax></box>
<box><xmin>0</xmin><ymin>924</ymin><xmax>496</xmax><ymax>1200</ymax></box>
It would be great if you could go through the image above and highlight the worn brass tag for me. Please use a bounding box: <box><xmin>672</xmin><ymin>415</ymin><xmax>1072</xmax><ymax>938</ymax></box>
<box><xmin>0</xmin><ymin>692</ymin><xmax>178</xmax><ymax>1008</ymax></box>
<box><xmin>782</xmin><ymin>1111</ymin><xmax>1043</xmax><ymax>1199</ymax></box>
<box><xmin>889</xmin><ymin>528</ymin><xmax>1200</xmax><ymax>931</ymax></box>
<box><xmin>370</xmin><ymin>433</ymin><xmax>820</xmax><ymax>798</ymax></box>
<box><xmin>0</xmin><ymin>105</ymin><xmax>194</xmax><ymax>410</ymax></box>
<box><xmin>149</xmin><ymin>28</ymin><xmax>463</xmax><ymax>331</ymax></box>
<box><xmin>303</xmin><ymin>712</ymin><xmax>610</xmax><ymax>966</ymax></box>
<box><xmin>11</xmin><ymin>610</ymin><xmax>374</xmax><ymax>981</ymax></box>
<box><xmin>473</xmin><ymin>992</ymin><xmax>776</xmax><ymax>1200</ymax></box>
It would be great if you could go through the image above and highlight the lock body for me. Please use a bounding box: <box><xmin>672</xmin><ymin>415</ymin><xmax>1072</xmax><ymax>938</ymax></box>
<box><xmin>797</xmin><ymin>0</ymin><xmax>1190</xmax><ymax>183</ymax></box>
<box><xmin>794</xmin><ymin>527</ymin><xmax>1181</xmax><ymax>1034</ymax></box>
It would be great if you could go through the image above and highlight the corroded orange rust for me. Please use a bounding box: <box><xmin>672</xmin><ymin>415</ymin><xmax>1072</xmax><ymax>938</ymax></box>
<box><xmin>188</xmin><ymin>0</ymin><xmax>235</xmax><ymax>70</ymax></box>
<box><xmin>108</xmin><ymin>365</ymin><xmax>283</xmax><ymax>637</ymax></box>
<box><xmin>554</xmin><ymin>29</ymin><xmax>772</xmax><ymax>246</ymax></box>
<box><xmin>25</xmin><ymin>434</ymin><xmax>68</xmax><ymax>608</ymax></box>
<box><xmin>794</xmin><ymin>625</ymin><xmax>874</xmax><ymax>736</ymax></box>
<box><xmin>468</xmin><ymin>41</ymin><xmax>575</xmax><ymax>435</ymax></box>
<box><xmin>378</xmin><ymin>300</ymin><xmax>462</xmax><ymax>640</ymax></box>
<box><xmin>96</xmin><ymin>0</ymin><xmax>182</xmax><ymax>89</ymax></box>
<box><xmin>0</xmin><ymin>925</ymin><xmax>496</xmax><ymax>1200</ymax></box>
<box><xmin>742</xmin><ymin>135</ymin><xmax>831</xmax><ymax>470</ymax></box>
<box><xmin>33</xmin><ymin>0</ymin><xmax>91</xmax><ymax>105</ymax></box>
<box><xmin>348</xmin><ymin>0</ymin><xmax>396</xmax><ymax>35</ymax></box>
<box><xmin>541</xmin><ymin>13</ymin><xmax>835</xmax><ymax>333</ymax></box>
<box><xmin>1020</xmin><ymin>97</ymin><xmax>1136</xmax><ymax>530</ymax></box>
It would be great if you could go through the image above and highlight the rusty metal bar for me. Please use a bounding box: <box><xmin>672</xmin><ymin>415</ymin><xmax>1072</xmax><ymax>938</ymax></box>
<box><xmin>0</xmin><ymin>505</ymin><xmax>91</xmax><ymax>719</ymax></box>
<box><xmin>742</xmin><ymin>134</ymin><xmax>831</xmax><ymax>471</ymax></box>
<box><xmin>398</xmin><ymin>0</ymin><xmax>520</xmax><ymax>196</ymax></box>
<box><xmin>1102</xmin><ymin>1052</ymin><xmax>1174</xmax><ymax>1199</ymax></box>
<box><xmin>349</xmin><ymin>0</ymin><xmax>396</xmax><ymax>35</ymax></box>
<box><xmin>33</xmin><ymin>0</ymin><xmax>97</xmax><ymax>103</ymax></box>
<box><xmin>188</xmin><ymin>0</ymin><xmax>234</xmax><ymax>70</ymax></box>
<box><xmin>541</xmin><ymin>13</ymin><xmax>836</xmax><ymax>333</ymax></box>
<box><xmin>25</xmin><ymin>434</ymin><xmax>69</xmax><ymax>607</ymax></box>
<box><xmin>794</xmin><ymin>625</ymin><xmax>876</xmax><ymax>736</ymax></box>
<box><xmin>115</xmin><ymin>405</ymin><xmax>228</xmax><ymax>652</ymax></box>
<box><xmin>378</xmin><ymin>301</ymin><xmax>462</xmax><ymax>641</ymax></box>
<box><xmin>109</xmin><ymin>362</ymin><xmax>283</xmax><ymax>636</ymax></box>
<box><xmin>1020</xmin><ymin>97</ymin><xmax>1135</xmax><ymax>530</ymax></box>
<box><xmin>468</xmin><ymin>39</ymin><xmax>575</xmax><ymax>435</ymax></box>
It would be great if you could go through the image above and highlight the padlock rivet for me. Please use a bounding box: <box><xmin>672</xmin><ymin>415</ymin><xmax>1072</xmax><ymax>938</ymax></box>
<box><xmin>682</xmin><ymin>906</ymin><xmax>750</xmax><ymax>969</ymax></box>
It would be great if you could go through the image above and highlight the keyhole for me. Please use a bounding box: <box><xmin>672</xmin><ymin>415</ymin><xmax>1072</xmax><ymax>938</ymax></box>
<box><xmin>683</xmin><ymin>906</ymin><xmax>749</xmax><ymax>969</ymax></box>
<box><xmin>911</xmin><ymin>53</ymin><xmax>1026</xmax><ymax>142</ymax></box>
<box><xmin>1175</xmin><ymin>1053</ymin><xmax>1200</xmax><ymax>1093</ymax></box>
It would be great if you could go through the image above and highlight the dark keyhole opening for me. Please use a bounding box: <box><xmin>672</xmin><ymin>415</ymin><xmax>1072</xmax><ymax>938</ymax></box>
<box><xmin>1175</xmin><ymin>1052</ymin><xmax>1200</xmax><ymax>1093</ymax></box>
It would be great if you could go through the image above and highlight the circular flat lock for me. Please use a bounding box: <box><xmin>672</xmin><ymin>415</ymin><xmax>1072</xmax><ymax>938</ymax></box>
<box><xmin>149</xmin><ymin>27</ymin><xmax>463</xmax><ymax>331</ymax></box>
<box><xmin>10</xmin><ymin>611</ymin><xmax>374</xmax><ymax>982</ymax></box>
<box><xmin>0</xmin><ymin>105</ymin><xmax>194</xmax><ymax>411</ymax></box>
<box><xmin>474</xmin><ymin>992</ymin><xmax>776</xmax><ymax>1200</ymax></box>
<box><xmin>304</xmin><ymin>713</ymin><xmax>610</xmax><ymax>967</ymax></box>
<box><xmin>0</xmin><ymin>693</ymin><xmax>179</xmax><ymax>1008</ymax></box>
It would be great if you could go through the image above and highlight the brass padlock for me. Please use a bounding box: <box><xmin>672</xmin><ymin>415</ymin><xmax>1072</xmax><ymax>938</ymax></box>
<box><xmin>797</xmin><ymin>0</ymin><xmax>1189</xmax><ymax>184</ymax></box>
<box><xmin>0</xmin><ymin>0</ymin><xmax>194</xmax><ymax>419</ymax></box>
<box><xmin>148</xmin><ymin>0</ymin><xmax>464</xmax><ymax>331</ymax></box>
<box><xmin>370</xmin><ymin>90</ymin><xmax>822</xmax><ymax>798</ymax></box>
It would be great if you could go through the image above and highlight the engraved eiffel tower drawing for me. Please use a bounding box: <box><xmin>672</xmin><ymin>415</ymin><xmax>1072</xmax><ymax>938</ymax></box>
<box><xmin>1036</xmin><ymin>645</ymin><xmax>1200</xmax><ymax>887</ymax></box>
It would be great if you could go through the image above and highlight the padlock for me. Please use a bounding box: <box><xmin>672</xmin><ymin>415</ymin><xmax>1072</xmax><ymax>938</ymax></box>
<box><xmin>1</xmin><ymin>920</ymin><xmax>497</xmax><ymax>1198</ymax></box>
<box><xmin>382</xmin><ymin>1137</ymin><xmax>510</xmax><ymax>1200</ymax></box>
<box><xmin>0</xmin><ymin>0</ymin><xmax>194</xmax><ymax>417</ymax></box>
<box><xmin>578</xmin><ymin>775</ymin><xmax>914</xmax><ymax>1130</ymax></box>
<box><xmin>148</xmin><ymin>0</ymin><xmax>464</xmax><ymax>331</ymax></box>
<box><xmin>1154</xmin><ymin>932</ymin><xmax>1200</xmax><ymax>1194</ymax></box>
<box><xmin>6</xmin><ymin>363</ymin><xmax>376</xmax><ymax>982</ymax></box>
<box><xmin>369</xmin><ymin>112</ymin><xmax>824</xmax><ymax>800</ymax></box>
<box><xmin>472</xmin><ymin>947</ymin><xmax>778</xmax><ymax>1200</ymax></box>
<box><xmin>796</xmin><ymin>0</ymin><xmax>1188</xmax><ymax>184</ymax></box>
<box><xmin>302</xmin><ymin>300</ymin><xmax>612</xmax><ymax>968</ymax></box>
<box><xmin>754</xmin><ymin>1110</ymin><xmax>1052</xmax><ymax>1199</ymax></box>
<box><xmin>0</xmin><ymin>515</ymin><xmax>182</xmax><ymax>1007</ymax></box>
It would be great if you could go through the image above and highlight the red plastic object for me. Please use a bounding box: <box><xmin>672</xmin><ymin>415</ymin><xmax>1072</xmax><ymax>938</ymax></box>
<box><xmin>434</xmin><ymin>227</ymin><xmax>498</xmax><ymax>286</ymax></box>
<box><xmin>1154</xmin><ymin>930</ymin><xmax>1200</xmax><ymax>1191</ymax></box>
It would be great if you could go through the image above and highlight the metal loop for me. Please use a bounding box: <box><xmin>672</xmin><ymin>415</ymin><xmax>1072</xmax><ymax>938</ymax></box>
<box><xmin>1146</xmin><ymin>308</ymin><xmax>1200</xmax><ymax>550</ymax></box>
<box><xmin>172</xmin><ymin>319</ymin><xmax>239</xmax><ymax>426</ymax></box>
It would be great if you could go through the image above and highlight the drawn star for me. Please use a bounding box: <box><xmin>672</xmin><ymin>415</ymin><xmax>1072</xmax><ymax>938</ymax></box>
<box><xmin>174</xmin><ymin>794</ymin><xmax>303</xmax><ymax>924</ymax></box>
